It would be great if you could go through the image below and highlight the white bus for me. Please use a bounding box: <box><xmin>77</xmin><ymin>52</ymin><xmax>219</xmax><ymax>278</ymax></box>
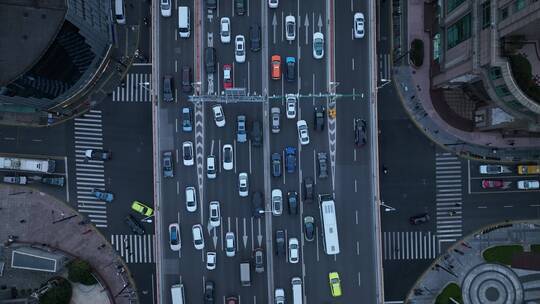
<box><xmin>319</xmin><ymin>194</ymin><xmax>340</xmax><ymax>255</ymax></box>
<box><xmin>0</xmin><ymin>157</ymin><xmax>55</xmax><ymax>173</ymax></box>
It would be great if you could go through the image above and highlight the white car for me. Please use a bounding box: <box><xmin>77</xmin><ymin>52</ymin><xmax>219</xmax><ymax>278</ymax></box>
<box><xmin>354</xmin><ymin>12</ymin><xmax>365</xmax><ymax>39</ymax></box>
<box><xmin>192</xmin><ymin>224</ymin><xmax>204</xmax><ymax>250</ymax></box>
<box><xmin>169</xmin><ymin>223</ymin><xmax>181</xmax><ymax>251</ymax></box>
<box><xmin>206</xmin><ymin>251</ymin><xmax>217</xmax><ymax>270</ymax></box>
<box><xmin>235</xmin><ymin>35</ymin><xmax>246</xmax><ymax>63</ymax></box>
<box><xmin>286</xmin><ymin>94</ymin><xmax>297</xmax><ymax>119</ymax></box>
<box><xmin>185</xmin><ymin>186</ymin><xmax>197</xmax><ymax>212</ymax></box>
<box><xmin>268</xmin><ymin>0</ymin><xmax>279</xmax><ymax>8</ymax></box>
<box><xmin>517</xmin><ymin>180</ymin><xmax>539</xmax><ymax>190</ymax></box>
<box><xmin>209</xmin><ymin>201</ymin><xmax>221</xmax><ymax>227</ymax></box>
<box><xmin>160</xmin><ymin>0</ymin><xmax>171</xmax><ymax>17</ymax></box>
<box><xmin>212</xmin><ymin>104</ymin><xmax>226</xmax><ymax>127</ymax></box>
<box><xmin>225</xmin><ymin>232</ymin><xmax>236</xmax><ymax>257</ymax></box>
<box><xmin>182</xmin><ymin>141</ymin><xmax>194</xmax><ymax>166</ymax></box>
<box><xmin>220</xmin><ymin>17</ymin><xmax>231</xmax><ymax>43</ymax></box>
<box><xmin>296</xmin><ymin>120</ymin><xmax>310</xmax><ymax>145</ymax></box>
<box><xmin>207</xmin><ymin>155</ymin><xmax>217</xmax><ymax>179</ymax></box>
<box><xmin>285</xmin><ymin>15</ymin><xmax>296</xmax><ymax>41</ymax></box>
<box><xmin>288</xmin><ymin>237</ymin><xmax>299</xmax><ymax>263</ymax></box>
<box><xmin>272</xmin><ymin>189</ymin><xmax>283</xmax><ymax>216</ymax></box>
<box><xmin>313</xmin><ymin>32</ymin><xmax>324</xmax><ymax>59</ymax></box>
<box><xmin>222</xmin><ymin>144</ymin><xmax>233</xmax><ymax>170</ymax></box>
<box><xmin>238</xmin><ymin>172</ymin><xmax>249</xmax><ymax>197</ymax></box>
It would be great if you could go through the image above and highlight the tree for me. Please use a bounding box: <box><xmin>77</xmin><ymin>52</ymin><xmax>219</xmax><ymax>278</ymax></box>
<box><xmin>39</xmin><ymin>277</ymin><xmax>72</xmax><ymax>304</ymax></box>
<box><xmin>67</xmin><ymin>259</ymin><xmax>97</xmax><ymax>285</ymax></box>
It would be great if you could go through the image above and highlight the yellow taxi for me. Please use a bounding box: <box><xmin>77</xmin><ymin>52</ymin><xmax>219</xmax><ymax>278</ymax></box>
<box><xmin>518</xmin><ymin>165</ymin><xmax>540</xmax><ymax>175</ymax></box>
<box><xmin>131</xmin><ymin>201</ymin><xmax>154</xmax><ymax>216</ymax></box>
<box><xmin>328</xmin><ymin>272</ymin><xmax>342</xmax><ymax>297</ymax></box>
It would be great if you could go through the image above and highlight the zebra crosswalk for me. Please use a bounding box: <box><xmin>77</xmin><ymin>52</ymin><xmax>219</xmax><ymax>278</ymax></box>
<box><xmin>383</xmin><ymin>231</ymin><xmax>437</xmax><ymax>260</ymax></box>
<box><xmin>112</xmin><ymin>73</ymin><xmax>152</xmax><ymax>102</ymax></box>
<box><xmin>73</xmin><ymin>110</ymin><xmax>108</xmax><ymax>227</ymax></box>
<box><xmin>111</xmin><ymin>234</ymin><xmax>155</xmax><ymax>263</ymax></box>
<box><xmin>435</xmin><ymin>152</ymin><xmax>463</xmax><ymax>245</ymax></box>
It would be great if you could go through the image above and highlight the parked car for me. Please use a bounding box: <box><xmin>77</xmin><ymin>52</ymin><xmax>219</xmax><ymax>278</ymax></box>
<box><xmin>235</xmin><ymin>35</ymin><xmax>246</xmax><ymax>63</ymax></box>
<box><xmin>85</xmin><ymin>149</ymin><xmax>111</xmax><ymax>160</ymax></box>
<box><xmin>125</xmin><ymin>215</ymin><xmax>145</xmax><ymax>235</ymax></box>
<box><xmin>271</xmin><ymin>55</ymin><xmax>281</xmax><ymax>80</ymax></box>
<box><xmin>238</xmin><ymin>172</ymin><xmax>249</xmax><ymax>197</ymax></box>
<box><xmin>286</xmin><ymin>94</ymin><xmax>297</xmax><ymax>119</ymax></box>
<box><xmin>182</xmin><ymin>141</ymin><xmax>194</xmax><ymax>166</ymax></box>
<box><xmin>297</xmin><ymin>120</ymin><xmax>310</xmax><ymax>145</ymax></box>
<box><xmin>288</xmin><ymin>237</ymin><xmax>299</xmax><ymax>263</ymax></box>
<box><xmin>41</xmin><ymin>176</ymin><xmax>65</xmax><ymax>187</ymax></box>
<box><xmin>354</xmin><ymin>118</ymin><xmax>367</xmax><ymax>147</ymax></box>
<box><xmin>313</xmin><ymin>32</ymin><xmax>324</xmax><ymax>59</ymax></box>
<box><xmin>517</xmin><ymin>180</ymin><xmax>539</xmax><ymax>190</ymax></box>
<box><xmin>272</xmin><ymin>189</ymin><xmax>283</xmax><ymax>216</ymax></box>
<box><xmin>317</xmin><ymin>152</ymin><xmax>328</xmax><ymax>179</ymax></box>
<box><xmin>169</xmin><ymin>223</ymin><xmax>181</xmax><ymax>251</ymax></box>
<box><xmin>206</xmin><ymin>251</ymin><xmax>217</xmax><ymax>270</ymax></box>
<box><xmin>192</xmin><ymin>224</ymin><xmax>205</xmax><ymax>250</ymax></box>
<box><xmin>249</xmin><ymin>24</ymin><xmax>261</xmax><ymax>51</ymax></box>
<box><xmin>409</xmin><ymin>213</ymin><xmax>430</xmax><ymax>225</ymax></box>
<box><xmin>272</xmin><ymin>152</ymin><xmax>282</xmax><ymax>177</ymax></box>
<box><xmin>314</xmin><ymin>106</ymin><xmax>326</xmax><ymax>131</ymax></box>
<box><xmin>252</xmin><ymin>121</ymin><xmax>262</xmax><ymax>147</ymax></box>
<box><xmin>303</xmin><ymin>216</ymin><xmax>315</xmax><ymax>241</ymax></box>
<box><xmin>212</xmin><ymin>104</ymin><xmax>225</xmax><ymax>127</ymax></box>
<box><xmin>303</xmin><ymin>177</ymin><xmax>314</xmax><ymax>203</ymax></box>
<box><xmin>254</xmin><ymin>248</ymin><xmax>264</xmax><ymax>273</ymax></box>
<box><xmin>3</xmin><ymin>176</ymin><xmax>27</xmax><ymax>185</ymax></box>
<box><xmin>225</xmin><ymin>232</ymin><xmax>236</xmax><ymax>257</ymax></box>
<box><xmin>285</xmin><ymin>57</ymin><xmax>296</xmax><ymax>82</ymax></box>
<box><xmin>285</xmin><ymin>15</ymin><xmax>296</xmax><ymax>41</ymax></box>
<box><xmin>481</xmin><ymin>180</ymin><xmax>507</xmax><ymax>189</ymax></box>
<box><xmin>131</xmin><ymin>200</ymin><xmax>153</xmax><ymax>216</ymax></box>
<box><xmin>220</xmin><ymin>17</ymin><xmax>231</xmax><ymax>43</ymax></box>
<box><xmin>223</xmin><ymin>64</ymin><xmax>233</xmax><ymax>89</ymax></box>
<box><xmin>204</xmin><ymin>281</ymin><xmax>215</xmax><ymax>304</ymax></box>
<box><xmin>354</xmin><ymin>12</ymin><xmax>365</xmax><ymax>39</ymax></box>
<box><xmin>185</xmin><ymin>186</ymin><xmax>197</xmax><ymax>212</ymax></box>
<box><xmin>181</xmin><ymin>65</ymin><xmax>192</xmax><ymax>93</ymax></box>
<box><xmin>222</xmin><ymin>144</ymin><xmax>234</xmax><ymax>170</ymax></box>
<box><xmin>275</xmin><ymin>230</ymin><xmax>285</xmax><ymax>256</ymax></box>
<box><xmin>237</xmin><ymin>115</ymin><xmax>247</xmax><ymax>142</ymax></box>
<box><xmin>209</xmin><ymin>201</ymin><xmax>221</xmax><ymax>227</ymax></box>
<box><xmin>182</xmin><ymin>107</ymin><xmax>192</xmax><ymax>132</ymax></box>
<box><xmin>479</xmin><ymin>165</ymin><xmax>511</xmax><ymax>174</ymax></box>
<box><xmin>252</xmin><ymin>191</ymin><xmax>264</xmax><ymax>217</ymax></box>
<box><xmin>329</xmin><ymin>272</ymin><xmax>342</xmax><ymax>297</ymax></box>
<box><xmin>92</xmin><ymin>189</ymin><xmax>114</xmax><ymax>202</ymax></box>
<box><xmin>163</xmin><ymin>75</ymin><xmax>174</xmax><ymax>102</ymax></box>
<box><xmin>288</xmin><ymin>191</ymin><xmax>298</xmax><ymax>214</ymax></box>
<box><xmin>162</xmin><ymin>151</ymin><xmax>174</xmax><ymax>178</ymax></box>
<box><xmin>271</xmin><ymin>107</ymin><xmax>281</xmax><ymax>133</ymax></box>
<box><xmin>285</xmin><ymin>147</ymin><xmax>296</xmax><ymax>173</ymax></box>
<box><xmin>518</xmin><ymin>165</ymin><xmax>540</xmax><ymax>175</ymax></box>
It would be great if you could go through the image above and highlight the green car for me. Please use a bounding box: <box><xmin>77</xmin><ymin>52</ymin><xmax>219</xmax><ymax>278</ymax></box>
<box><xmin>131</xmin><ymin>201</ymin><xmax>154</xmax><ymax>216</ymax></box>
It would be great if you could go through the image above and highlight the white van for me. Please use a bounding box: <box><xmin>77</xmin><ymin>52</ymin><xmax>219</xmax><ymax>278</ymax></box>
<box><xmin>207</xmin><ymin>155</ymin><xmax>216</xmax><ymax>179</ymax></box>
<box><xmin>291</xmin><ymin>277</ymin><xmax>302</xmax><ymax>304</ymax></box>
<box><xmin>178</xmin><ymin>6</ymin><xmax>190</xmax><ymax>38</ymax></box>
<box><xmin>114</xmin><ymin>0</ymin><xmax>126</xmax><ymax>24</ymax></box>
<box><xmin>171</xmin><ymin>283</ymin><xmax>185</xmax><ymax>304</ymax></box>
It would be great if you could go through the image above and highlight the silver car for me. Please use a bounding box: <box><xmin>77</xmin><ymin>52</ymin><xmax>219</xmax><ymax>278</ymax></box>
<box><xmin>271</xmin><ymin>189</ymin><xmax>283</xmax><ymax>216</ymax></box>
<box><xmin>271</xmin><ymin>107</ymin><xmax>280</xmax><ymax>133</ymax></box>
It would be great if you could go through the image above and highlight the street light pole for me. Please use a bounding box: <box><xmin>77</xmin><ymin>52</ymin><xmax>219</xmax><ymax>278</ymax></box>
<box><xmin>380</xmin><ymin>201</ymin><xmax>396</xmax><ymax>212</ymax></box>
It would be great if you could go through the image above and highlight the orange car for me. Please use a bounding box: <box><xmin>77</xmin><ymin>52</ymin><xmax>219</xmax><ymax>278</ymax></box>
<box><xmin>271</xmin><ymin>55</ymin><xmax>281</xmax><ymax>80</ymax></box>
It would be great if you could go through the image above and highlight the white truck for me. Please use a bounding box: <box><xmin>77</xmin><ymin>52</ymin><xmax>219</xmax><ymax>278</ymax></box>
<box><xmin>240</xmin><ymin>262</ymin><xmax>251</xmax><ymax>286</ymax></box>
<box><xmin>0</xmin><ymin>157</ymin><xmax>55</xmax><ymax>173</ymax></box>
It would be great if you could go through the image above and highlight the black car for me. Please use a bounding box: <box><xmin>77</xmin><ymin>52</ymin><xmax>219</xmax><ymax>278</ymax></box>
<box><xmin>354</xmin><ymin>118</ymin><xmax>367</xmax><ymax>147</ymax></box>
<box><xmin>205</xmin><ymin>47</ymin><xmax>216</xmax><ymax>73</ymax></box>
<box><xmin>234</xmin><ymin>0</ymin><xmax>245</xmax><ymax>15</ymax></box>
<box><xmin>254</xmin><ymin>248</ymin><xmax>264</xmax><ymax>273</ymax></box>
<box><xmin>410</xmin><ymin>213</ymin><xmax>430</xmax><ymax>225</ymax></box>
<box><xmin>252</xmin><ymin>191</ymin><xmax>264</xmax><ymax>217</ymax></box>
<box><xmin>285</xmin><ymin>57</ymin><xmax>296</xmax><ymax>82</ymax></box>
<box><xmin>125</xmin><ymin>215</ymin><xmax>145</xmax><ymax>235</ymax></box>
<box><xmin>206</xmin><ymin>0</ymin><xmax>217</xmax><ymax>9</ymax></box>
<box><xmin>272</xmin><ymin>152</ymin><xmax>282</xmax><ymax>177</ymax></box>
<box><xmin>275</xmin><ymin>230</ymin><xmax>285</xmax><ymax>256</ymax></box>
<box><xmin>163</xmin><ymin>75</ymin><xmax>174</xmax><ymax>102</ymax></box>
<box><xmin>249</xmin><ymin>24</ymin><xmax>261</xmax><ymax>51</ymax></box>
<box><xmin>204</xmin><ymin>281</ymin><xmax>215</xmax><ymax>304</ymax></box>
<box><xmin>182</xmin><ymin>66</ymin><xmax>192</xmax><ymax>93</ymax></box>
<box><xmin>85</xmin><ymin>149</ymin><xmax>111</xmax><ymax>160</ymax></box>
<box><xmin>314</xmin><ymin>106</ymin><xmax>326</xmax><ymax>131</ymax></box>
<box><xmin>317</xmin><ymin>152</ymin><xmax>328</xmax><ymax>179</ymax></box>
<box><xmin>303</xmin><ymin>177</ymin><xmax>314</xmax><ymax>203</ymax></box>
<box><xmin>162</xmin><ymin>151</ymin><xmax>174</xmax><ymax>178</ymax></box>
<box><xmin>303</xmin><ymin>216</ymin><xmax>315</xmax><ymax>241</ymax></box>
<box><xmin>287</xmin><ymin>191</ymin><xmax>298</xmax><ymax>214</ymax></box>
<box><xmin>252</xmin><ymin>121</ymin><xmax>262</xmax><ymax>147</ymax></box>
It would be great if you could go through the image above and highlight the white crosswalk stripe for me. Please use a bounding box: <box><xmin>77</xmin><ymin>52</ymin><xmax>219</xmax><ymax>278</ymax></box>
<box><xmin>435</xmin><ymin>152</ymin><xmax>463</xmax><ymax>244</ymax></box>
<box><xmin>111</xmin><ymin>234</ymin><xmax>155</xmax><ymax>263</ymax></box>
<box><xmin>383</xmin><ymin>231</ymin><xmax>437</xmax><ymax>260</ymax></box>
<box><xmin>73</xmin><ymin>110</ymin><xmax>108</xmax><ymax>227</ymax></box>
<box><xmin>112</xmin><ymin>73</ymin><xmax>152</xmax><ymax>102</ymax></box>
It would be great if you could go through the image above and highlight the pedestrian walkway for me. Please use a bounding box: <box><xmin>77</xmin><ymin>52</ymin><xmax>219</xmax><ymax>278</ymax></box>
<box><xmin>112</xmin><ymin>73</ymin><xmax>152</xmax><ymax>102</ymax></box>
<box><xmin>110</xmin><ymin>234</ymin><xmax>155</xmax><ymax>264</ymax></box>
<box><xmin>383</xmin><ymin>231</ymin><xmax>437</xmax><ymax>260</ymax></box>
<box><xmin>435</xmin><ymin>152</ymin><xmax>463</xmax><ymax>246</ymax></box>
<box><xmin>73</xmin><ymin>110</ymin><xmax>108</xmax><ymax>228</ymax></box>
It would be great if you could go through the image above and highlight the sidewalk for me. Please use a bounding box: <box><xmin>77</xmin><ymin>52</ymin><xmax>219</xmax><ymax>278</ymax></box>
<box><xmin>391</xmin><ymin>0</ymin><xmax>540</xmax><ymax>163</ymax></box>
<box><xmin>0</xmin><ymin>185</ymin><xmax>138</xmax><ymax>304</ymax></box>
<box><xmin>406</xmin><ymin>220</ymin><xmax>540</xmax><ymax>303</ymax></box>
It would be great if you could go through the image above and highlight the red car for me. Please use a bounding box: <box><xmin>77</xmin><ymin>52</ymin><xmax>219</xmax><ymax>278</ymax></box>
<box><xmin>271</xmin><ymin>55</ymin><xmax>281</xmax><ymax>80</ymax></box>
<box><xmin>481</xmin><ymin>180</ymin><xmax>504</xmax><ymax>189</ymax></box>
<box><xmin>223</xmin><ymin>64</ymin><xmax>233</xmax><ymax>89</ymax></box>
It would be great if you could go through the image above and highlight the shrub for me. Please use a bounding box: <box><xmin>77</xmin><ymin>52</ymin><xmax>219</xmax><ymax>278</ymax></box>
<box><xmin>67</xmin><ymin>259</ymin><xmax>97</xmax><ymax>285</ymax></box>
<box><xmin>483</xmin><ymin>245</ymin><xmax>523</xmax><ymax>265</ymax></box>
<box><xmin>410</xmin><ymin>39</ymin><xmax>424</xmax><ymax>67</ymax></box>
<box><xmin>509</xmin><ymin>54</ymin><xmax>540</xmax><ymax>102</ymax></box>
<box><xmin>435</xmin><ymin>283</ymin><xmax>462</xmax><ymax>304</ymax></box>
<box><xmin>39</xmin><ymin>278</ymin><xmax>72</xmax><ymax>304</ymax></box>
